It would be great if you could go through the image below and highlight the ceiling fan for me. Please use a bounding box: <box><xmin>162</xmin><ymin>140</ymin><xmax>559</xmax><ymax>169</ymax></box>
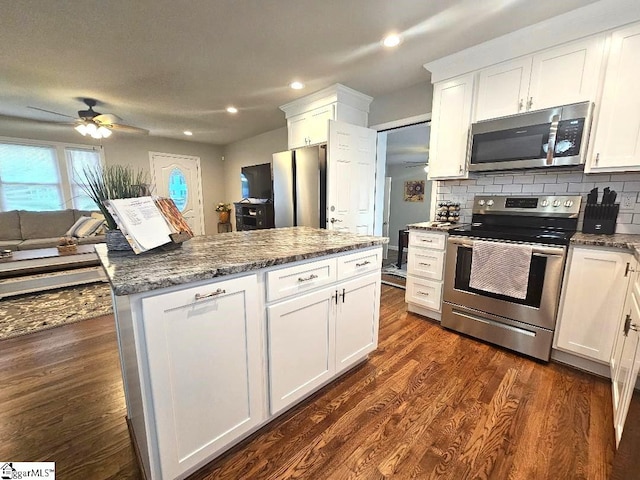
<box><xmin>28</xmin><ymin>98</ymin><xmax>149</xmax><ymax>139</ymax></box>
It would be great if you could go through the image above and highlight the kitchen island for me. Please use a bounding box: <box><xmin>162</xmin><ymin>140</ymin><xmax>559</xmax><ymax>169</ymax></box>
<box><xmin>95</xmin><ymin>227</ymin><xmax>386</xmax><ymax>480</ymax></box>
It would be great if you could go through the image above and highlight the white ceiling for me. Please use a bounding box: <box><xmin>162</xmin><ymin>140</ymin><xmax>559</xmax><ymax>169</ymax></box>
<box><xmin>0</xmin><ymin>0</ymin><xmax>596</xmax><ymax>146</ymax></box>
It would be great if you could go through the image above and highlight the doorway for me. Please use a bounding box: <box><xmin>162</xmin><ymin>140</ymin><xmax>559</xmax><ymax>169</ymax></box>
<box><xmin>149</xmin><ymin>152</ymin><xmax>205</xmax><ymax>235</ymax></box>
<box><xmin>379</xmin><ymin>122</ymin><xmax>433</xmax><ymax>263</ymax></box>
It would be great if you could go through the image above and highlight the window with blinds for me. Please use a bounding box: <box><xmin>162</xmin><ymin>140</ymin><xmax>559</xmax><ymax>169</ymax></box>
<box><xmin>0</xmin><ymin>141</ymin><xmax>102</xmax><ymax>212</ymax></box>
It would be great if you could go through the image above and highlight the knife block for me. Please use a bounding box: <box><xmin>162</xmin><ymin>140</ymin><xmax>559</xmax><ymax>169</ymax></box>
<box><xmin>582</xmin><ymin>203</ymin><xmax>620</xmax><ymax>235</ymax></box>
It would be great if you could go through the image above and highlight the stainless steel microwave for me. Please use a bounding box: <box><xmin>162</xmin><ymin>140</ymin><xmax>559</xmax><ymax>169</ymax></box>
<box><xmin>468</xmin><ymin>101</ymin><xmax>593</xmax><ymax>172</ymax></box>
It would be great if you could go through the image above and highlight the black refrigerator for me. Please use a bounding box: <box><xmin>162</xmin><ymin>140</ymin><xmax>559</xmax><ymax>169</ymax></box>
<box><xmin>272</xmin><ymin>144</ymin><xmax>327</xmax><ymax>228</ymax></box>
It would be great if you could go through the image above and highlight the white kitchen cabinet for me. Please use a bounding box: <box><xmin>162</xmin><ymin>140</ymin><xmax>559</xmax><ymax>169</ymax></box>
<box><xmin>280</xmin><ymin>83</ymin><xmax>372</xmax><ymax>150</ymax></box>
<box><xmin>611</xmin><ymin>263</ymin><xmax>640</xmax><ymax>446</ymax></box>
<box><xmin>555</xmin><ymin>247</ymin><xmax>633</xmax><ymax>363</ymax></box>
<box><xmin>588</xmin><ymin>23</ymin><xmax>640</xmax><ymax>173</ymax></box>
<box><xmin>428</xmin><ymin>73</ymin><xmax>474</xmax><ymax>180</ymax></box>
<box><xmin>140</xmin><ymin>275</ymin><xmax>265</xmax><ymax>480</ymax></box>
<box><xmin>335</xmin><ymin>273</ymin><xmax>380</xmax><ymax>374</ymax></box>
<box><xmin>267</xmin><ymin>253</ymin><xmax>382</xmax><ymax>414</ymax></box>
<box><xmin>405</xmin><ymin>230</ymin><xmax>447</xmax><ymax>319</ymax></box>
<box><xmin>474</xmin><ymin>35</ymin><xmax>603</xmax><ymax>122</ymax></box>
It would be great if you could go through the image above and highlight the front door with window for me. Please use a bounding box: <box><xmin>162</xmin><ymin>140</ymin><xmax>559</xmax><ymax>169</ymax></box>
<box><xmin>150</xmin><ymin>152</ymin><xmax>204</xmax><ymax>235</ymax></box>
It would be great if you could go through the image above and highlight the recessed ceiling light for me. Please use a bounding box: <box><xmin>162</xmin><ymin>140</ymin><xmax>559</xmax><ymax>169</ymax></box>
<box><xmin>183</xmin><ymin>130</ymin><xmax>193</xmax><ymax>136</ymax></box>
<box><xmin>226</xmin><ymin>106</ymin><xmax>238</xmax><ymax>114</ymax></box>
<box><xmin>382</xmin><ymin>34</ymin><xmax>401</xmax><ymax>48</ymax></box>
<box><xmin>290</xmin><ymin>81</ymin><xmax>305</xmax><ymax>90</ymax></box>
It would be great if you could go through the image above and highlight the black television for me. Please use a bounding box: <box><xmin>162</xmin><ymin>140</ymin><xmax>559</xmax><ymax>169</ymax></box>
<box><xmin>241</xmin><ymin>163</ymin><xmax>273</xmax><ymax>200</ymax></box>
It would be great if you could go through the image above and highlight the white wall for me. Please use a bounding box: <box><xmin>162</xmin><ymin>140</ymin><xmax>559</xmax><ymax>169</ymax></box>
<box><xmin>368</xmin><ymin>80</ymin><xmax>433</xmax><ymax>127</ymax></box>
<box><xmin>386</xmin><ymin>163</ymin><xmax>433</xmax><ymax>248</ymax></box>
<box><xmin>0</xmin><ymin>116</ymin><xmax>225</xmax><ymax>235</ymax></box>
<box><xmin>222</xmin><ymin>126</ymin><xmax>288</xmax><ymax>230</ymax></box>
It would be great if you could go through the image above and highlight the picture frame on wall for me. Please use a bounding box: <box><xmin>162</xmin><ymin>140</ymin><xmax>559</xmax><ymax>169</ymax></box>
<box><xmin>404</xmin><ymin>180</ymin><xmax>425</xmax><ymax>202</ymax></box>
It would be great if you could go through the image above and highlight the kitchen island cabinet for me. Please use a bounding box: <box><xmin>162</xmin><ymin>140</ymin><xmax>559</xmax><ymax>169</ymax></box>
<box><xmin>96</xmin><ymin>227</ymin><xmax>386</xmax><ymax>480</ymax></box>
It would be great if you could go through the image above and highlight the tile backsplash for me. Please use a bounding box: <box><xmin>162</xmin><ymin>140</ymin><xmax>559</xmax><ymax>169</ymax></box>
<box><xmin>436</xmin><ymin>170</ymin><xmax>640</xmax><ymax>234</ymax></box>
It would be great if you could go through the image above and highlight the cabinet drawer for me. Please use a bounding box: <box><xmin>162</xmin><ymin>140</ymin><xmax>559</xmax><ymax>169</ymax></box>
<box><xmin>409</xmin><ymin>231</ymin><xmax>446</xmax><ymax>250</ymax></box>
<box><xmin>405</xmin><ymin>276</ymin><xmax>443</xmax><ymax>312</ymax></box>
<box><xmin>266</xmin><ymin>258</ymin><xmax>337</xmax><ymax>302</ymax></box>
<box><xmin>408</xmin><ymin>248</ymin><xmax>445</xmax><ymax>281</ymax></box>
<box><xmin>337</xmin><ymin>248</ymin><xmax>382</xmax><ymax>281</ymax></box>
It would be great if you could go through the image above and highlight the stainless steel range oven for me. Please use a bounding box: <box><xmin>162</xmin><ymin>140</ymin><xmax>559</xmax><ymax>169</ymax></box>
<box><xmin>442</xmin><ymin>195</ymin><xmax>581</xmax><ymax>361</ymax></box>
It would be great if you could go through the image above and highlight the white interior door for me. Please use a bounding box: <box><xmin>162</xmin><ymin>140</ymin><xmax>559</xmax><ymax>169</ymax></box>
<box><xmin>327</xmin><ymin>120</ymin><xmax>377</xmax><ymax>234</ymax></box>
<box><xmin>150</xmin><ymin>152</ymin><xmax>204</xmax><ymax>235</ymax></box>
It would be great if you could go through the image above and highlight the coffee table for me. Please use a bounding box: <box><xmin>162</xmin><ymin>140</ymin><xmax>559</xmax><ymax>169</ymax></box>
<box><xmin>0</xmin><ymin>245</ymin><xmax>107</xmax><ymax>298</ymax></box>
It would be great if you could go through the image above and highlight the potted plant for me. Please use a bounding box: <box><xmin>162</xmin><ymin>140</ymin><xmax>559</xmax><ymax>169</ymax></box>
<box><xmin>79</xmin><ymin>164</ymin><xmax>149</xmax><ymax>250</ymax></box>
<box><xmin>215</xmin><ymin>202</ymin><xmax>232</xmax><ymax>224</ymax></box>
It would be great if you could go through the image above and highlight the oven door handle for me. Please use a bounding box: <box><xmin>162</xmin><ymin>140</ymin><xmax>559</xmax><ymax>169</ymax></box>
<box><xmin>447</xmin><ymin>236</ymin><xmax>565</xmax><ymax>256</ymax></box>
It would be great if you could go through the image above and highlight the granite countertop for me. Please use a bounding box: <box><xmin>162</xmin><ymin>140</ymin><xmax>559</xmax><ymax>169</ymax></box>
<box><xmin>406</xmin><ymin>222</ymin><xmax>464</xmax><ymax>232</ymax></box>
<box><xmin>95</xmin><ymin>226</ymin><xmax>388</xmax><ymax>296</ymax></box>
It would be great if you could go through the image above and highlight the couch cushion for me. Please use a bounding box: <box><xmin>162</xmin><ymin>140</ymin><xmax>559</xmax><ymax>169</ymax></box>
<box><xmin>20</xmin><ymin>210</ymin><xmax>75</xmax><ymax>240</ymax></box>
<box><xmin>0</xmin><ymin>210</ymin><xmax>21</xmax><ymax>241</ymax></box>
<box><xmin>17</xmin><ymin>238</ymin><xmax>61</xmax><ymax>250</ymax></box>
<box><xmin>0</xmin><ymin>240</ymin><xmax>22</xmax><ymax>251</ymax></box>
<box><xmin>74</xmin><ymin>209</ymin><xmax>99</xmax><ymax>221</ymax></box>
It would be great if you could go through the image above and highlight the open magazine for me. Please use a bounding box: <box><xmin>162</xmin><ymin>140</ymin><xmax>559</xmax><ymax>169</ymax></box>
<box><xmin>105</xmin><ymin>196</ymin><xmax>194</xmax><ymax>254</ymax></box>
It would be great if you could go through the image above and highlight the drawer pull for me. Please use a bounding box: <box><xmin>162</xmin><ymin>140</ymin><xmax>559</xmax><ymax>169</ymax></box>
<box><xmin>355</xmin><ymin>260</ymin><xmax>371</xmax><ymax>267</ymax></box>
<box><xmin>419</xmin><ymin>262</ymin><xmax>432</xmax><ymax>266</ymax></box>
<box><xmin>420</xmin><ymin>239</ymin><xmax>433</xmax><ymax>243</ymax></box>
<box><xmin>195</xmin><ymin>288</ymin><xmax>226</xmax><ymax>300</ymax></box>
<box><xmin>298</xmin><ymin>274</ymin><xmax>318</xmax><ymax>283</ymax></box>
<box><xmin>417</xmin><ymin>291</ymin><xmax>430</xmax><ymax>296</ymax></box>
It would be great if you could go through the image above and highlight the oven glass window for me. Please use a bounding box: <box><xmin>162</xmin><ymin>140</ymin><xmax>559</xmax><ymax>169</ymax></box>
<box><xmin>471</xmin><ymin>122</ymin><xmax>550</xmax><ymax>164</ymax></box>
<box><xmin>453</xmin><ymin>246</ymin><xmax>545</xmax><ymax>307</ymax></box>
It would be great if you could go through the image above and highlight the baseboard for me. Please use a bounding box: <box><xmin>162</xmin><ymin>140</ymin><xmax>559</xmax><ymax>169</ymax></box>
<box><xmin>550</xmin><ymin>348</ymin><xmax>611</xmax><ymax>378</ymax></box>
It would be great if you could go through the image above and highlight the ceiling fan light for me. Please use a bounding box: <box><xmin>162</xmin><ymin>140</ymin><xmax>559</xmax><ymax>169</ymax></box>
<box><xmin>85</xmin><ymin>122</ymin><xmax>98</xmax><ymax>135</ymax></box>
<box><xmin>97</xmin><ymin>126</ymin><xmax>112</xmax><ymax>138</ymax></box>
<box><xmin>75</xmin><ymin>123</ymin><xmax>88</xmax><ymax>136</ymax></box>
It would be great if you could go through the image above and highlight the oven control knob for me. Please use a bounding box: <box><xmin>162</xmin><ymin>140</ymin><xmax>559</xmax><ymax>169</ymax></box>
<box><xmin>553</xmin><ymin>200</ymin><xmax>561</xmax><ymax>207</ymax></box>
<box><xmin>541</xmin><ymin>200</ymin><xmax>549</xmax><ymax>207</ymax></box>
<box><xmin>486</xmin><ymin>199</ymin><xmax>494</xmax><ymax>206</ymax></box>
<box><xmin>478</xmin><ymin>200</ymin><xmax>485</xmax><ymax>206</ymax></box>
<box><xmin>564</xmin><ymin>200</ymin><xmax>574</xmax><ymax>207</ymax></box>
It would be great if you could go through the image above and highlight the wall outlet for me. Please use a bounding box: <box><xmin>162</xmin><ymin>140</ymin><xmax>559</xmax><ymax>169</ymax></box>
<box><xmin>620</xmin><ymin>192</ymin><xmax>637</xmax><ymax>210</ymax></box>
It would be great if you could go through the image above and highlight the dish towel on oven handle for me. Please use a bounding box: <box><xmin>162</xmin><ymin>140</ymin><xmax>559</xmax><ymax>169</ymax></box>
<box><xmin>469</xmin><ymin>240</ymin><xmax>533</xmax><ymax>300</ymax></box>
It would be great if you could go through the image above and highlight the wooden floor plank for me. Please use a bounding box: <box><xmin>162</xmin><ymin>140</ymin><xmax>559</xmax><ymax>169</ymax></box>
<box><xmin>0</xmin><ymin>286</ymin><xmax>615</xmax><ymax>479</ymax></box>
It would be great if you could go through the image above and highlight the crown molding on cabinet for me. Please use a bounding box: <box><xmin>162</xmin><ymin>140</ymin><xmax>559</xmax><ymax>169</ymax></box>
<box><xmin>424</xmin><ymin>0</ymin><xmax>640</xmax><ymax>83</ymax></box>
<box><xmin>279</xmin><ymin>83</ymin><xmax>373</xmax><ymax>119</ymax></box>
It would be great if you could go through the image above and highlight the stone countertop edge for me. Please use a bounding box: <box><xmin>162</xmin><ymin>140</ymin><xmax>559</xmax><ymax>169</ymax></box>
<box><xmin>406</xmin><ymin>222</ymin><xmax>463</xmax><ymax>232</ymax></box>
<box><xmin>95</xmin><ymin>226</ymin><xmax>388</xmax><ymax>296</ymax></box>
<box><xmin>570</xmin><ymin>232</ymin><xmax>640</xmax><ymax>262</ymax></box>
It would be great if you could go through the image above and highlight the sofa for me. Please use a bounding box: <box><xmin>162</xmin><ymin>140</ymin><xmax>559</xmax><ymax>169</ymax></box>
<box><xmin>0</xmin><ymin>209</ymin><xmax>106</xmax><ymax>251</ymax></box>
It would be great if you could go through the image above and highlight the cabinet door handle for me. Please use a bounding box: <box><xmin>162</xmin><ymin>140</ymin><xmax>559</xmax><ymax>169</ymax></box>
<box><xmin>341</xmin><ymin>288</ymin><xmax>346</xmax><ymax>303</ymax></box>
<box><xmin>624</xmin><ymin>314</ymin><xmax>632</xmax><ymax>336</ymax></box>
<box><xmin>459</xmin><ymin>164</ymin><xmax>463</xmax><ymax>174</ymax></box>
<box><xmin>595</xmin><ymin>153</ymin><xmax>600</xmax><ymax>165</ymax></box>
<box><xmin>518</xmin><ymin>98</ymin><xmax>524</xmax><ymax>111</ymax></box>
<box><xmin>625</xmin><ymin>262</ymin><xmax>636</xmax><ymax>277</ymax></box>
<box><xmin>527</xmin><ymin>97</ymin><xmax>533</xmax><ymax>110</ymax></box>
<box><xmin>355</xmin><ymin>260</ymin><xmax>371</xmax><ymax>267</ymax></box>
<box><xmin>333</xmin><ymin>289</ymin><xmax>338</xmax><ymax>305</ymax></box>
<box><xmin>195</xmin><ymin>288</ymin><xmax>226</xmax><ymax>300</ymax></box>
<box><xmin>298</xmin><ymin>274</ymin><xmax>318</xmax><ymax>282</ymax></box>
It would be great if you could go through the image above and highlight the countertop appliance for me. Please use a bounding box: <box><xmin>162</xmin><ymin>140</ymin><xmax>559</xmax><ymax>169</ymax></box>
<box><xmin>272</xmin><ymin>145</ymin><xmax>327</xmax><ymax>228</ymax></box>
<box><xmin>469</xmin><ymin>101</ymin><xmax>593</xmax><ymax>172</ymax></box>
<box><xmin>442</xmin><ymin>195</ymin><xmax>581</xmax><ymax>361</ymax></box>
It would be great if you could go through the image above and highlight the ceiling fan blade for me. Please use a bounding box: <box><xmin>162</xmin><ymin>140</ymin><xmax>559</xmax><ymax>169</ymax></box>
<box><xmin>27</xmin><ymin>106</ymin><xmax>76</xmax><ymax>119</ymax></box>
<box><xmin>94</xmin><ymin>113</ymin><xmax>123</xmax><ymax>124</ymax></box>
<box><xmin>108</xmin><ymin>123</ymin><xmax>149</xmax><ymax>135</ymax></box>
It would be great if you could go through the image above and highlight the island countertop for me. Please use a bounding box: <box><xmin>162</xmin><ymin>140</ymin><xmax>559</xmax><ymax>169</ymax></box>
<box><xmin>95</xmin><ymin>226</ymin><xmax>388</xmax><ymax>296</ymax></box>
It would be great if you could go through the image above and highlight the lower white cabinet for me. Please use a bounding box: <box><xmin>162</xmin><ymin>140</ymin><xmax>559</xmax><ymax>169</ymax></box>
<box><xmin>268</xmin><ymin>272</ymin><xmax>380</xmax><ymax>414</ymax></box>
<box><xmin>140</xmin><ymin>275</ymin><xmax>265</xmax><ymax>480</ymax></box>
<box><xmin>611</xmin><ymin>262</ymin><xmax>640</xmax><ymax>446</ymax></box>
<box><xmin>555</xmin><ymin>246</ymin><xmax>633</xmax><ymax>363</ymax></box>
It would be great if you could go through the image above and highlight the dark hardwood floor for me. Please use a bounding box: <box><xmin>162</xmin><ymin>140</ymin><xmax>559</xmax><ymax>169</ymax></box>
<box><xmin>0</xmin><ymin>285</ymin><xmax>615</xmax><ymax>479</ymax></box>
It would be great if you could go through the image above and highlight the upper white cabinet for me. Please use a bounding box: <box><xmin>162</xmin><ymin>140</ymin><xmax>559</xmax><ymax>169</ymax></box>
<box><xmin>474</xmin><ymin>36</ymin><xmax>604</xmax><ymax>121</ymax></box>
<box><xmin>588</xmin><ymin>23</ymin><xmax>640</xmax><ymax>173</ymax></box>
<box><xmin>428</xmin><ymin>73</ymin><xmax>474</xmax><ymax>180</ymax></box>
<box><xmin>555</xmin><ymin>247</ymin><xmax>633</xmax><ymax>363</ymax></box>
<box><xmin>140</xmin><ymin>275</ymin><xmax>265</xmax><ymax>480</ymax></box>
<box><xmin>280</xmin><ymin>84</ymin><xmax>372</xmax><ymax>150</ymax></box>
